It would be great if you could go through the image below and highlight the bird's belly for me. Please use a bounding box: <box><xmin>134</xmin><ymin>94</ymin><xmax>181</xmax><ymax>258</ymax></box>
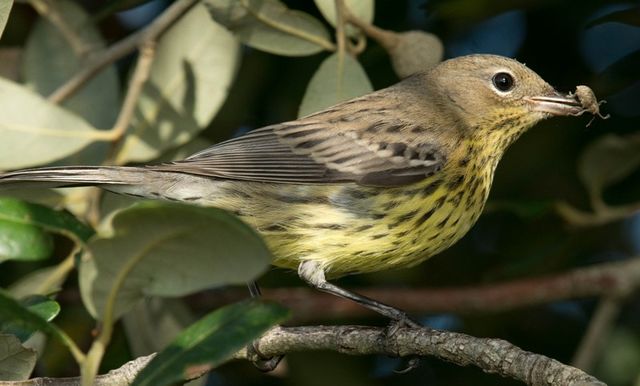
<box><xmin>236</xmin><ymin>174</ymin><xmax>489</xmax><ymax>277</ymax></box>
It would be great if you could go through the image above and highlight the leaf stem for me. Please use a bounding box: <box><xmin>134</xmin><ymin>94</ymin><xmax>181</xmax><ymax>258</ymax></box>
<box><xmin>334</xmin><ymin>0</ymin><xmax>347</xmax><ymax>98</ymax></box>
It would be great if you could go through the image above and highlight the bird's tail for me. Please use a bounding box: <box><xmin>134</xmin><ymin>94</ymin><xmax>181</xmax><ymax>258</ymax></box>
<box><xmin>0</xmin><ymin>166</ymin><xmax>148</xmax><ymax>190</ymax></box>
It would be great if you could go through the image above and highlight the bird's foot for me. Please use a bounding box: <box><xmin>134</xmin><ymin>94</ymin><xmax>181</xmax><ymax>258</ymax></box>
<box><xmin>386</xmin><ymin>313</ymin><xmax>422</xmax><ymax>337</ymax></box>
<box><xmin>385</xmin><ymin>314</ymin><xmax>424</xmax><ymax>374</ymax></box>
<box><xmin>247</xmin><ymin>340</ymin><xmax>283</xmax><ymax>372</ymax></box>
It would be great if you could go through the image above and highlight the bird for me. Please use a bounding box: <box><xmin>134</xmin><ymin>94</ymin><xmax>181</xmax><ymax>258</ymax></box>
<box><xmin>0</xmin><ymin>54</ymin><xmax>590</xmax><ymax>327</ymax></box>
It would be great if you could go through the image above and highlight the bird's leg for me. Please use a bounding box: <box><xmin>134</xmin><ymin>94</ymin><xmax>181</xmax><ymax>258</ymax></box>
<box><xmin>247</xmin><ymin>281</ymin><xmax>262</xmax><ymax>297</ymax></box>
<box><xmin>245</xmin><ymin>281</ymin><xmax>284</xmax><ymax>372</ymax></box>
<box><xmin>297</xmin><ymin>260</ymin><xmax>422</xmax><ymax>329</ymax></box>
<box><xmin>297</xmin><ymin>262</ymin><xmax>426</xmax><ymax>373</ymax></box>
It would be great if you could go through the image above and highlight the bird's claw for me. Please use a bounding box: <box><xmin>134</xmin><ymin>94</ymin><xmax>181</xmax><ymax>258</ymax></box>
<box><xmin>386</xmin><ymin>314</ymin><xmax>422</xmax><ymax>336</ymax></box>
<box><xmin>394</xmin><ymin>357</ymin><xmax>421</xmax><ymax>374</ymax></box>
<box><xmin>247</xmin><ymin>340</ymin><xmax>283</xmax><ymax>372</ymax></box>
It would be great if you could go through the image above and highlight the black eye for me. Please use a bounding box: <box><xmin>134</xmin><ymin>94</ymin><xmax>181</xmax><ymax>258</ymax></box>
<box><xmin>492</xmin><ymin>72</ymin><xmax>515</xmax><ymax>92</ymax></box>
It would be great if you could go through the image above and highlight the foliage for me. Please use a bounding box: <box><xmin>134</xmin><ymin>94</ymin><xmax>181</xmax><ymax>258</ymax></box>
<box><xmin>0</xmin><ymin>1</ymin><xmax>638</xmax><ymax>386</ymax></box>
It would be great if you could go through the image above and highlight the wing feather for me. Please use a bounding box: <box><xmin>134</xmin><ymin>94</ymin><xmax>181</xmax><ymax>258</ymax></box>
<box><xmin>156</xmin><ymin>112</ymin><xmax>445</xmax><ymax>187</ymax></box>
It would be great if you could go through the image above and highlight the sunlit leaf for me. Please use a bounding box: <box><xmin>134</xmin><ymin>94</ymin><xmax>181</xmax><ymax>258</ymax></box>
<box><xmin>0</xmin><ymin>78</ymin><xmax>104</xmax><ymax>169</ymax></box>
<box><xmin>115</xmin><ymin>4</ymin><xmax>239</xmax><ymax>164</ymax></box>
<box><xmin>0</xmin><ymin>334</ymin><xmax>36</xmax><ymax>381</ymax></box>
<box><xmin>314</xmin><ymin>0</ymin><xmax>373</xmax><ymax>37</ymax></box>
<box><xmin>298</xmin><ymin>52</ymin><xmax>372</xmax><ymax>117</ymax></box>
<box><xmin>132</xmin><ymin>300</ymin><xmax>288</xmax><ymax>386</ymax></box>
<box><xmin>0</xmin><ymin>0</ymin><xmax>13</xmax><ymax>40</ymax></box>
<box><xmin>1</xmin><ymin>295</ymin><xmax>60</xmax><ymax>342</ymax></box>
<box><xmin>79</xmin><ymin>202</ymin><xmax>271</xmax><ymax>320</ymax></box>
<box><xmin>205</xmin><ymin>0</ymin><xmax>331</xmax><ymax>56</ymax></box>
<box><xmin>23</xmin><ymin>0</ymin><xmax>119</xmax><ymax>164</ymax></box>
<box><xmin>578</xmin><ymin>133</ymin><xmax>640</xmax><ymax>206</ymax></box>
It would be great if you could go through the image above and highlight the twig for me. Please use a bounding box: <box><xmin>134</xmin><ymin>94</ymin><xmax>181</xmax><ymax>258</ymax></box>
<box><xmin>105</xmin><ymin>40</ymin><xmax>157</xmax><ymax>145</ymax></box>
<box><xmin>572</xmin><ymin>296</ymin><xmax>624</xmax><ymax>371</ymax></box>
<box><xmin>340</xmin><ymin>4</ymin><xmax>399</xmax><ymax>51</ymax></box>
<box><xmin>183</xmin><ymin>257</ymin><xmax>640</xmax><ymax>321</ymax></box>
<box><xmin>0</xmin><ymin>326</ymin><xmax>606</xmax><ymax>386</ymax></box>
<box><xmin>556</xmin><ymin>201</ymin><xmax>640</xmax><ymax>227</ymax></box>
<box><xmin>0</xmin><ymin>354</ymin><xmax>156</xmax><ymax>386</ymax></box>
<box><xmin>334</xmin><ymin>0</ymin><xmax>347</xmax><ymax>95</ymax></box>
<box><xmin>47</xmin><ymin>0</ymin><xmax>197</xmax><ymax>105</ymax></box>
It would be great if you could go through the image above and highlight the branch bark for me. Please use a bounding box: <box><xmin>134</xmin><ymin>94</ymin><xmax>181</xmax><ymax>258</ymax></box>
<box><xmin>0</xmin><ymin>326</ymin><xmax>606</xmax><ymax>386</ymax></box>
<box><xmin>186</xmin><ymin>257</ymin><xmax>640</xmax><ymax>321</ymax></box>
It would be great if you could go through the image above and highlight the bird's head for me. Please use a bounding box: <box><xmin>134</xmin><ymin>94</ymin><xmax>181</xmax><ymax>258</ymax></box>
<box><xmin>428</xmin><ymin>54</ymin><xmax>584</xmax><ymax>148</ymax></box>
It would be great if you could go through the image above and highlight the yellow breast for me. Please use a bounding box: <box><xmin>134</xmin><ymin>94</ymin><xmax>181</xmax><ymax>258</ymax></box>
<box><xmin>203</xmin><ymin>140</ymin><xmax>498</xmax><ymax>277</ymax></box>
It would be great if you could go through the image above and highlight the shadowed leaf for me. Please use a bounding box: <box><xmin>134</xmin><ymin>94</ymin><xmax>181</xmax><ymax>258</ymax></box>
<box><xmin>79</xmin><ymin>202</ymin><xmax>271</xmax><ymax>320</ymax></box>
<box><xmin>578</xmin><ymin>133</ymin><xmax>640</xmax><ymax>207</ymax></box>
<box><xmin>1</xmin><ymin>295</ymin><xmax>60</xmax><ymax>342</ymax></box>
<box><xmin>0</xmin><ymin>334</ymin><xmax>36</xmax><ymax>381</ymax></box>
<box><xmin>298</xmin><ymin>52</ymin><xmax>372</xmax><ymax>117</ymax></box>
<box><xmin>132</xmin><ymin>300</ymin><xmax>288</xmax><ymax>386</ymax></box>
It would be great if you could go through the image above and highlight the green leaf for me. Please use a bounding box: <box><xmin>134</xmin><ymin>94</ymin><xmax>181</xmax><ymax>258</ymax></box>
<box><xmin>23</xmin><ymin>0</ymin><xmax>120</xmax><ymax>131</ymax></box>
<box><xmin>123</xmin><ymin>298</ymin><xmax>197</xmax><ymax>356</ymax></box>
<box><xmin>79</xmin><ymin>202</ymin><xmax>271</xmax><ymax>320</ymax></box>
<box><xmin>0</xmin><ymin>197</ymin><xmax>94</xmax><ymax>242</ymax></box>
<box><xmin>578</xmin><ymin>134</ymin><xmax>640</xmax><ymax>206</ymax></box>
<box><xmin>115</xmin><ymin>4</ymin><xmax>239</xmax><ymax>164</ymax></box>
<box><xmin>1</xmin><ymin>295</ymin><xmax>60</xmax><ymax>342</ymax></box>
<box><xmin>0</xmin><ymin>289</ymin><xmax>69</xmax><ymax>347</ymax></box>
<box><xmin>0</xmin><ymin>334</ymin><xmax>36</xmax><ymax>381</ymax></box>
<box><xmin>314</xmin><ymin>0</ymin><xmax>373</xmax><ymax>36</ymax></box>
<box><xmin>298</xmin><ymin>53</ymin><xmax>373</xmax><ymax>117</ymax></box>
<box><xmin>205</xmin><ymin>0</ymin><xmax>331</xmax><ymax>56</ymax></box>
<box><xmin>0</xmin><ymin>196</ymin><xmax>93</xmax><ymax>262</ymax></box>
<box><xmin>0</xmin><ymin>218</ymin><xmax>53</xmax><ymax>262</ymax></box>
<box><xmin>8</xmin><ymin>265</ymin><xmax>70</xmax><ymax>298</ymax></box>
<box><xmin>132</xmin><ymin>300</ymin><xmax>288</xmax><ymax>386</ymax></box>
<box><xmin>23</xmin><ymin>0</ymin><xmax>120</xmax><ymax>166</ymax></box>
<box><xmin>0</xmin><ymin>78</ymin><xmax>104</xmax><ymax>169</ymax></box>
<box><xmin>0</xmin><ymin>0</ymin><xmax>13</xmax><ymax>40</ymax></box>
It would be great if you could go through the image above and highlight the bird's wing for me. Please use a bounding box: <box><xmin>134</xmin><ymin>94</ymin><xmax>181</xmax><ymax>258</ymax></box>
<box><xmin>158</xmin><ymin>114</ymin><xmax>444</xmax><ymax>188</ymax></box>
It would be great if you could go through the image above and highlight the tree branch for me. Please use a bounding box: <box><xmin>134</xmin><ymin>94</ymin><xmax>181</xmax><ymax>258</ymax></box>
<box><xmin>47</xmin><ymin>0</ymin><xmax>197</xmax><ymax>105</ymax></box>
<box><xmin>0</xmin><ymin>326</ymin><xmax>606</xmax><ymax>386</ymax></box>
<box><xmin>185</xmin><ymin>257</ymin><xmax>640</xmax><ymax>321</ymax></box>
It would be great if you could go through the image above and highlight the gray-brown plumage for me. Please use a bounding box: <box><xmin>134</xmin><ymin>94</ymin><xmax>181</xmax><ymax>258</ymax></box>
<box><xmin>0</xmin><ymin>54</ymin><xmax>598</xmax><ymax>325</ymax></box>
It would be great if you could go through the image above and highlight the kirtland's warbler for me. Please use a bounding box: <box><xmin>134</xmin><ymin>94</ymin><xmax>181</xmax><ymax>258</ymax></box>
<box><xmin>0</xmin><ymin>54</ymin><xmax>597</xmax><ymax>325</ymax></box>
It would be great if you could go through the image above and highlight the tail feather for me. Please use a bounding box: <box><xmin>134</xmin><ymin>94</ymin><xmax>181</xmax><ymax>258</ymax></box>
<box><xmin>0</xmin><ymin>166</ymin><xmax>147</xmax><ymax>190</ymax></box>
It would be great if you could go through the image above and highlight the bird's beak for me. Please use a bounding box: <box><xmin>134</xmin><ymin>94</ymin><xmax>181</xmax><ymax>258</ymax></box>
<box><xmin>526</xmin><ymin>91</ymin><xmax>584</xmax><ymax>116</ymax></box>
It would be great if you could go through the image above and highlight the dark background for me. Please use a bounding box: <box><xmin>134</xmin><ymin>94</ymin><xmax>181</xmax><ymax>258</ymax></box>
<box><xmin>2</xmin><ymin>0</ymin><xmax>639</xmax><ymax>385</ymax></box>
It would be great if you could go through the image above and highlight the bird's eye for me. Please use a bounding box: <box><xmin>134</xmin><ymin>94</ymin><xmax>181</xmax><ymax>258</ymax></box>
<box><xmin>492</xmin><ymin>72</ymin><xmax>515</xmax><ymax>92</ymax></box>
